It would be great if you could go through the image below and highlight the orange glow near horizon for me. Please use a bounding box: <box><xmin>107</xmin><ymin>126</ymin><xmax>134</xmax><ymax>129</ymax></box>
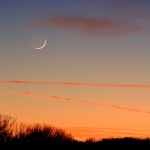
<box><xmin>1</xmin><ymin>87</ymin><xmax>150</xmax><ymax>141</ymax></box>
<box><xmin>63</xmin><ymin>127</ymin><xmax>150</xmax><ymax>141</ymax></box>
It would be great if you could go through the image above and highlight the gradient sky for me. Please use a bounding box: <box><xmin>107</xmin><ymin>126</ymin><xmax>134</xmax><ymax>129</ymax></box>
<box><xmin>0</xmin><ymin>0</ymin><xmax>150</xmax><ymax>141</ymax></box>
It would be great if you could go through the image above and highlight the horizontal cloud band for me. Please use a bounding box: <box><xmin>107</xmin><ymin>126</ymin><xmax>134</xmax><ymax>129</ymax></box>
<box><xmin>1</xmin><ymin>80</ymin><xmax>150</xmax><ymax>89</ymax></box>
<box><xmin>24</xmin><ymin>14</ymin><xmax>145</xmax><ymax>37</ymax></box>
<box><xmin>0</xmin><ymin>89</ymin><xmax>150</xmax><ymax>114</ymax></box>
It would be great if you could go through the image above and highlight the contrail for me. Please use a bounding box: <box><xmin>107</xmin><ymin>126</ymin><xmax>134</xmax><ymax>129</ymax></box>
<box><xmin>1</xmin><ymin>89</ymin><xmax>150</xmax><ymax>114</ymax></box>
<box><xmin>0</xmin><ymin>80</ymin><xmax>150</xmax><ymax>89</ymax></box>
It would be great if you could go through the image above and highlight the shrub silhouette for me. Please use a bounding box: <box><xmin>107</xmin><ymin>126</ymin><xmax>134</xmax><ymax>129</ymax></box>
<box><xmin>85</xmin><ymin>137</ymin><xmax>96</xmax><ymax>144</ymax></box>
<box><xmin>0</xmin><ymin>113</ymin><xmax>74</xmax><ymax>148</ymax></box>
<box><xmin>21</xmin><ymin>123</ymin><xmax>73</xmax><ymax>144</ymax></box>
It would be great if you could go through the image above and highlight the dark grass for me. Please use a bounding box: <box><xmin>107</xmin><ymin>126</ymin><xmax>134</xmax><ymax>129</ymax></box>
<box><xmin>1</xmin><ymin>112</ymin><xmax>150</xmax><ymax>149</ymax></box>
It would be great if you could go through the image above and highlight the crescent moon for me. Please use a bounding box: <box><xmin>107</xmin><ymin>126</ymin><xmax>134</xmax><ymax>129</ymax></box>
<box><xmin>34</xmin><ymin>39</ymin><xmax>46</xmax><ymax>50</ymax></box>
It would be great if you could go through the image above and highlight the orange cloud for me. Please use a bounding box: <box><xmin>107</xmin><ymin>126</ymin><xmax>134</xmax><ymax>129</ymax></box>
<box><xmin>1</xmin><ymin>80</ymin><xmax>150</xmax><ymax>89</ymax></box>
<box><xmin>0</xmin><ymin>89</ymin><xmax>150</xmax><ymax>114</ymax></box>
<box><xmin>25</xmin><ymin>15</ymin><xmax>145</xmax><ymax>37</ymax></box>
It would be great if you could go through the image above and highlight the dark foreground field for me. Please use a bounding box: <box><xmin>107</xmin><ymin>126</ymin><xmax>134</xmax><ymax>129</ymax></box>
<box><xmin>1</xmin><ymin>113</ymin><xmax>150</xmax><ymax>149</ymax></box>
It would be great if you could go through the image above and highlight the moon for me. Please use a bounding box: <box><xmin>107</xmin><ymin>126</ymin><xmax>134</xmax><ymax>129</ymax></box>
<box><xmin>34</xmin><ymin>39</ymin><xmax>46</xmax><ymax>50</ymax></box>
<box><xmin>31</xmin><ymin>34</ymin><xmax>46</xmax><ymax>50</ymax></box>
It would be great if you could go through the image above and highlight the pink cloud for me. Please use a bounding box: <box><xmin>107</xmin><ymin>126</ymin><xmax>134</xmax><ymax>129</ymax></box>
<box><xmin>25</xmin><ymin>15</ymin><xmax>145</xmax><ymax>37</ymax></box>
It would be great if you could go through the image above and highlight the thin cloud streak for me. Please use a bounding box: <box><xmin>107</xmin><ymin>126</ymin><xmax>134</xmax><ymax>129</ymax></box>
<box><xmin>64</xmin><ymin>127</ymin><xmax>150</xmax><ymax>138</ymax></box>
<box><xmin>64</xmin><ymin>127</ymin><xmax>150</xmax><ymax>132</ymax></box>
<box><xmin>64</xmin><ymin>128</ymin><xmax>150</xmax><ymax>137</ymax></box>
<box><xmin>25</xmin><ymin>15</ymin><xmax>145</xmax><ymax>37</ymax></box>
<box><xmin>1</xmin><ymin>80</ymin><xmax>150</xmax><ymax>89</ymax></box>
<box><xmin>1</xmin><ymin>89</ymin><xmax>150</xmax><ymax>114</ymax></box>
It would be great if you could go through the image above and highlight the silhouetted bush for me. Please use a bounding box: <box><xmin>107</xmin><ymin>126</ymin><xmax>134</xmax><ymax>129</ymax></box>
<box><xmin>21</xmin><ymin>123</ymin><xmax>73</xmax><ymax>144</ymax></box>
<box><xmin>0</xmin><ymin>113</ymin><xmax>74</xmax><ymax>148</ymax></box>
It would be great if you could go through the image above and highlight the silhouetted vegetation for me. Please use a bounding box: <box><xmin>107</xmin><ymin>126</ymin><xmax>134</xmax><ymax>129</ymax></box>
<box><xmin>1</xmin><ymin>112</ymin><xmax>150</xmax><ymax>149</ymax></box>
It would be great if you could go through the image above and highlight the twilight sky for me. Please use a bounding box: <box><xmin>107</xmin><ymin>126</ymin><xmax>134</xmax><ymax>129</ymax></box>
<box><xmin>0</xmin><ymin>0</ymin><xmax>150</xmax><ymax>140</ymax></box>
